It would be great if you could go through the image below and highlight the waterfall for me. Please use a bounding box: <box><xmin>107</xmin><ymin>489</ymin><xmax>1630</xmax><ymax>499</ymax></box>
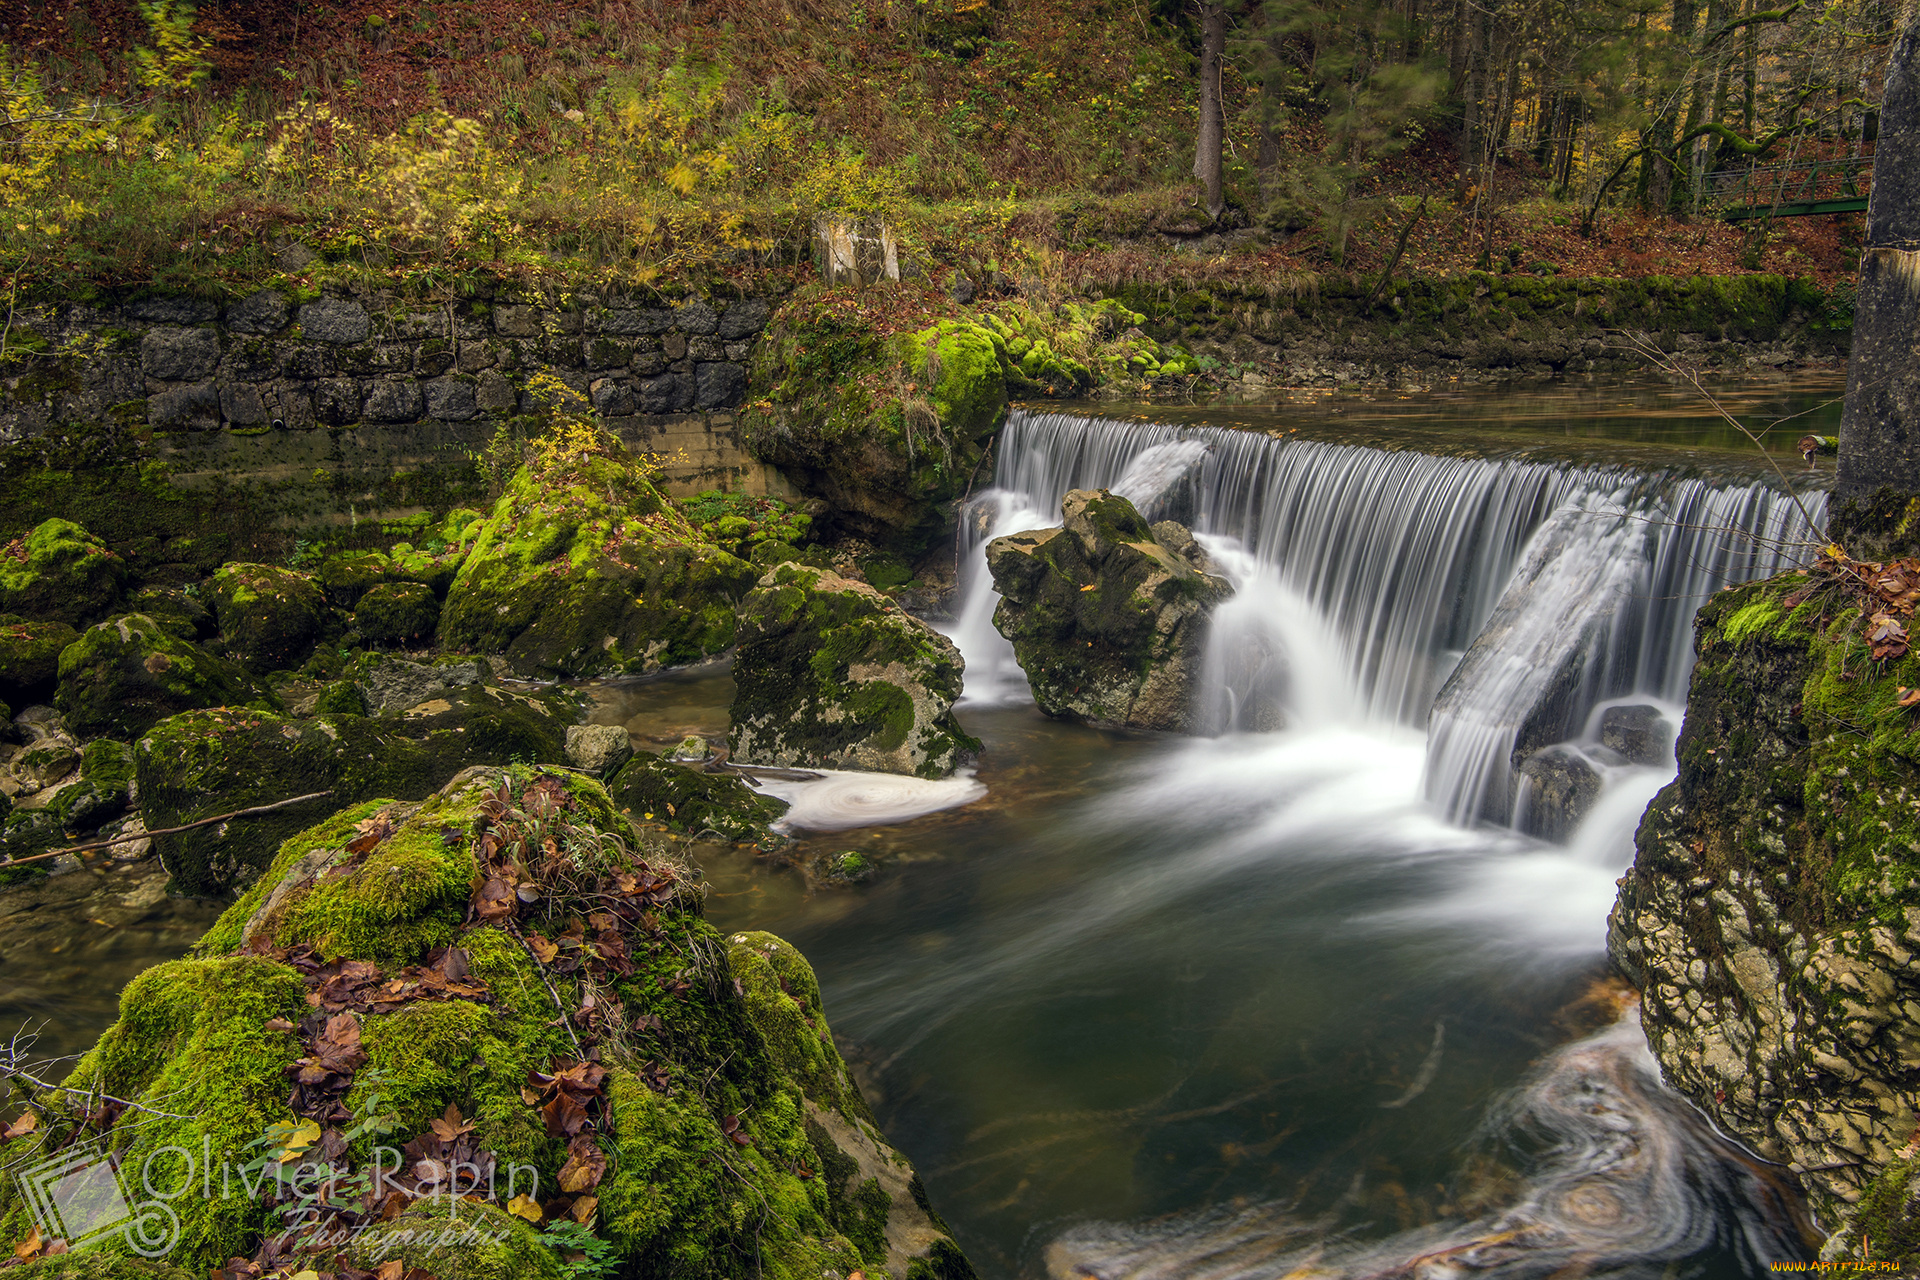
<box><xmin>951</xmin><ymin>408</ymin><xmax>1824</xmax><ymax>831</ymax></box>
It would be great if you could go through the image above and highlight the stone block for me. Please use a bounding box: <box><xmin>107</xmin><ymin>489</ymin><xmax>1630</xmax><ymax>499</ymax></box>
<box><xmin>299</xmin><ymin>298</ymin><xmax>372</xmax><ymax>345</ymax></box>
<box><xmin>279</xmin><ymin>344</ymin><xmax>333</xmax><ymax>379</ymax></box>
<box><xmin>386</xmin><ymin>311</ymin><xmax>448</xmax><ymax>340</ymax></box>
<box><xmin>638</xmin><ymin>373</ymin><xmax>693</xmax><ymax>414</ymax></box>
<box><xmin>417</xmin><ymin>344</ymin><xmax>455</xmax><ymax>377</ymax></box>
<box><xmin>141</xmin><ymin>326</ymin><xmax>221</xmax><ymax>380</ymax></box>
<box><xmin>631</xmin><ymin>351</ymin><xmax>670</xmax><ymax>377</ymax></box>
<box><xmin>673</xmin><ymin>300</ymin><xmax>719</xmax><ymax>335</ymax></box>
<box><xmin>424</xmin><ymin>377</ymin><xmax>477</xmax><ymax>421</ymax></box>
<box><xmin>687</xmin><ymin>335</ymin><xmax>727</xmax><ymax>361</ymax></box>
<box><xmin>456</xmin><ymin>342</ymin><xmax>497</xmax><ymax>373</ymax></box>
<box><xmin>222</xmin><ymin>337</ymin><xmax>277</xmax><ymax>382</ymax></box>
<box><xmin>663</xmin><ymin>333</ymin><xmax>688</xmax><ymax>360</ymax></box>
<box><xmin>224</xmin><ymin>289</ymin><xmax>291</xmax><ymax>335</ymax></box>
<box><xmin>219</xmin><ymin>382</ymin><xmax>268</xmax><ymax>426</ymax></box>
<box><xmin>149</xmin><ymin>381</ymin><xmax>220</xmax><ymax>428</ymax></box>
<box><xmin>717</xmin><ymin>297</ymin><xmax>772</xmax><ymax>339</ymax></box>
<box><xmin>590</xmin><ymin>378</ymin><xmax>637</xmax><ymax>417</ymax></box>
<box><xmin>365</xmin><ymin>379</ymin><xmax>424</xmax><ymax>423</ymax></box>
<box><xmin>694</xmin><ymin>362</ymin><xmax>747</xmax><ymax>409</ymax></box>
<box><xmin>597</xmin><ymin>308</ymin><xmax>674</xmax><ymax>335</ymax></box>
<box><xmin>127</xmin><ymin>295</ymin><xmax>219</xmax><ymax>324</ymax></box>
<box><xmin>314</xmin><ymin>379</ymin><xmax>364</xmax><ymax>426</ymax></box>
<box><xmin>492</xmin><ymin>305</ymin><xmax>538</xmax><ymax>337</ymax></box>
<box><xmin>585</xmin><ymin>337</ymin><xmax>631</xmax><ymax>370</ymax></box>
<box><xmin>475</xmin><ymin>371</ymin><xmax>517</xmax><ymax>413</ymax></box>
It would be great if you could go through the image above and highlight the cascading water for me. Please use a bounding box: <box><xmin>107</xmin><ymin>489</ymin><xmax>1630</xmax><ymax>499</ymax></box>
<box><xmin>950</xmin><ymin>408</ymin><xmax>1824</xmax><ymax>832</ymax></box>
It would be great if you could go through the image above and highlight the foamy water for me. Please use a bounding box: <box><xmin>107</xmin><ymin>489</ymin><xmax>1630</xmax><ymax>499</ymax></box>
<box><xmin>748</xmin><ymin>767</ymin><xmax>988</xmax><ymax>833</ymax></box>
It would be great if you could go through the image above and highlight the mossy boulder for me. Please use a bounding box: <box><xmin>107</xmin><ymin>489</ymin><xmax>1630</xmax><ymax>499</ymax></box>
<box><xmin>441</xmin><ymin>448</ymin><xmax>755</xmax><ymax>679</ymax></box>
<box><xmin>0</xmin><ymin>518</ymin><xmax>127</xmax><ymax>626</ymax></box>
<box><xmin>135</xmin><ymin>682</ymin><xmax>574</xmax><ymax>895</ymax></box>
<box><xmin>126</xmin><ymin>585</ymin><xmax>216</xmax><ymax>640</ymax></box>
<box><xmin>742</xmin><ymin>307</ymin><xmax>1009</xmax><ymax>553</ymax></box>
<box><xmin>0</xmin><ymin>768</ymin><xmax>973</xmax><ymax>1280</ymax></box>
<box><xmin>208</xmin><ymin>564</ymin><xmax>331</xmax><ymax>674</ymax></box>
<box><xmin>0</xmin><ymin>614</ymin><xmax>80</xmax><ymax>704</ymax></box>
<box><xmin>354</xmin><ymin>581</ymin><xmax>440</xmax><ymax>646</ymax></box>
<box><xmin>44</xmin><ymin>737</ymin><xmax>136</xmax><ymax>832</ymax></box>
<box><xmin>730</xmin><ymin>563</ymin><xmax>976</xmax><ymax>778</ymax></box>
<box><xmin>9</xmin><ymin>1257</ymin><xmax>197</xmax><ymax>1280</ymax></box>
<box><xmin>986</xmin><ymin>490</ymin><xmax>1232</xmax><ymax>732</ymax></box>
<box><xmin>607</xmin><ymin>753</ymin><xmax>789</xmax><ymax>842</ymax></box>
<box><xmin>54</xmin><ymin>613</ymin><xmax>273</xmax><ymax>740</ymax></box>
<box><xmin>1609</xmin><ymin>570</ymin><xmax>1920</xmax><ymax>1258</ymax></box>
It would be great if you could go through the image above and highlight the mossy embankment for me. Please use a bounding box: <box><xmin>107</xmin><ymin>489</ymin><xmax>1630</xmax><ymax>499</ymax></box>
<box><xmin>0</xmin><ymin>767</ymin><xmax>972</xmax><ymax>1280</ymax></box>
<box><xmin>1609</xmin><ymin>558</ymin><xmax>1920</xmax><ymax>1263</ymax></box>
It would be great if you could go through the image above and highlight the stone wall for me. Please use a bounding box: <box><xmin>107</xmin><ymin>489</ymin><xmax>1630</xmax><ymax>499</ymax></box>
<box><xmin>0</xmin><ymin>287</ymin><xmax>795</xmax><ymax>524</ymax></box>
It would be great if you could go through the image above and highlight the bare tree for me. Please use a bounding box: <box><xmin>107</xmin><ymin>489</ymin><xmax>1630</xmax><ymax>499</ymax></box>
<box><xmin>1195</xmin><ymin>0</ymin><xmax>1229</xmax><ymax>222</ymax></box>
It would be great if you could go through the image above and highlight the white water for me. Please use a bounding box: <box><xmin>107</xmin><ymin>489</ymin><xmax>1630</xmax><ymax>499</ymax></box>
<box><xmin>950</xmin><ymin>409</ymin><xmax>1823</xmax><ymax>847</ymax></box>
<box><xmin>750</xmin><ymin>767</ymin><xmax>987</xmax><ymax>833</ymax></box>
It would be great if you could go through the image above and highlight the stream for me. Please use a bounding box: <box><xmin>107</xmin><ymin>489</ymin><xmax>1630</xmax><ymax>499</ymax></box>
<box><xmin>4</xmin><ymin>377</ymin><xmax>1842</xmax><ymax>1277</ymax></box>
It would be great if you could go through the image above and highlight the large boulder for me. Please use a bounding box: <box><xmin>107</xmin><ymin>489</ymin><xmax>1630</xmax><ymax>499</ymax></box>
<box><xmin>730</xmin><ymin>563</ymin><xmax>977</xmax><ymax>778</ymax></box>
<box><xmin>353</xmin><ymin>580</ymin><xmax>440</xmax><ymax>646</ymax></box>
<box><xmin>0</xmin><ymin>615</ymin><xmax>79</xmax><ymax>704</ymax></box>
<box><xmin>1600</xmin><ymin>703</ymin><xmax>1673</xmax><ymax>765</ymax></box>
<box><xmin>43</xmin><ymin>737</ymin><xmax>136</xmax><ymax>832</ymax></box>
<box><xmin>608</xmin><ymin>753</ymin><xmax>790</xmax><ymax>842</ymax></box>
<box><xmin>54</xmin><ymin>613</ymin><xmax>272</xmax><ymax>739</ymax></box>
<box><xmin>0</xmin><ymin>518</ymin><xmax>126</xmax><ymax>626</ymax></box>
<box><xmin>441</xmin><ymin>446</ymin><xmax>755</xmax><ymax>678</ymax></box>
<box><xmin>986</xmin><ymin>490</ymin><xmax>1232</xmax><ymax>733</ymax></box>
<box><xmin>135</xmin><ymin>681</ymin><xmax>575</xmax><ymax>895</ymax></box>
<box><xmin>208</xmin><ymin>563</ymin><xmax>331</xmax><ymax>673</ymax></box>
<box><xmin>0</xmin><ymin>768</ymin><xmax>974</xmax><ymax>1280</ymax></box>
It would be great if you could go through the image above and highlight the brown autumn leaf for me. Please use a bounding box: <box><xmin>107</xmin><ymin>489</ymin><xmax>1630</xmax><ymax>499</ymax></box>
<box><xmin>527</xmin><ymin>934</ymin><xmax>560</xmax><ymax>965</ymax></box>
<box><xmin>376</xmin><ymin>1261</ymin><xmax>405</xmax><ymax>1280</ymax></box>
<box><xmin>13</xmin><ymin>1224</ymin><xmax>42</xmax><ymax>1261</ymax></box>
<box><xmin>568</xmin><ymin>1194</ymin><xmax>599</xmax><ymax>1224</ymax></box>
<box><xmin>556</xmin><ymin>1136</ymin><xmax>607</xmax><ymax>1193</ymax></box>
<box><xmin>2</xmin><ymin>1112</ymin><xmax>39</xmax><ymax>1141</ymax></box>
<box><xmin>473</xmin><ymin>877</ymin><xmax>516</xmax><ymax>922</ymax></box>
<box><xmin>1900</xmin><ymin>687</ymin><xmax>1920</xmax><ymax>709</ymax></box>
<box><xmin>263</xmin><ymin>1017</ymin><xmax>297</xmax><ymax>1033</ymax></box>
<box><xmin>430</xmin><ymin>1103</ymin><xmax>476</xmax><ymax>1144</ymax></box>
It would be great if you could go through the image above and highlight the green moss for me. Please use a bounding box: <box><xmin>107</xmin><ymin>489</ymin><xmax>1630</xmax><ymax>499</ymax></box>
<box><xmin>442</xmin><ymin>451</ymin><xmax>753</xmax><ymax>678</ymax></box>
<box><xmin>345</xmin><ymin>1198</ymin><xmax>565</xmax><ymax>1280</ymax></box>
<box><xmin>1721</xmin><ymin>598</ymin><xmax>1783</xmax><ymax>644</ymax></box>
<box><xmin>209</xmin><ymin>564</ymin><xmax>331</xmax><ymax>674</ymax></box>
<box><xmin>55</xmin><ymin>613</ymin><xmax>270</xmax><ymax>740</ymax></box>
<box><xmin>607</xmin><ymin>754</ymin><xmax>789</xmax><ymax>842</ymax></box>
<box><xmin>0</xmin><ymin>613</ymin><xmax>80</xmax><ymax>703</ymax></box>
<box><xmin>354</xmin><ymin>580</ymin><xmax>441</xmax><ymax>646</ymax></box>
<box><xmin>0</xmin><ymin>518</ymin><xmax>127</xmax><ymax>626</ymax></box>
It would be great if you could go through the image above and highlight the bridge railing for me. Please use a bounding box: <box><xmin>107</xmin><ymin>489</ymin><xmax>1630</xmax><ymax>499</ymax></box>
<box><xmin>1701</xmin><ymin>155</ymin><xmax>1874</xmax><ymax>216</ymax></box>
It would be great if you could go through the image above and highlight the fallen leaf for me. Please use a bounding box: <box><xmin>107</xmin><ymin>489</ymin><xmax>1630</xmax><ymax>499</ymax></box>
<box><xmin>2</xmin><ymin>1113</ymin><xmax>38</xmax><ymax>1141</ymax></box>
<box><xmin>276</xmin><ymin>1118</ymin><xmax>323</xmax><ymax>1164</ymax></box>
<box><xmin>1899</xmin><ymin>688</ymin><xmax>1920</xmax><ymax>708</ymax></box>
<box><xmin>557</xmin><ymin>1136</ymin><xmax>607</xmax><ymax>1192</ymax></box>
<box><xmin>13</xmin><ymin>1224</ymin><xmax>42</xmax><ymax>1261</ymax></box>
<box><xmin>506</xmin><ymin>1194</ymin><xmax>543</xmax><ymax>1224</ymax></box>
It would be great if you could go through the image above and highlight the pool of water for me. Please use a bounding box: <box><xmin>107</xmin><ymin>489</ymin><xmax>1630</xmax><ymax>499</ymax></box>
<box><xmin>588</xmin><ymin>666</ymin><xmax>1816</xmax><ymax>1279</ymax></box>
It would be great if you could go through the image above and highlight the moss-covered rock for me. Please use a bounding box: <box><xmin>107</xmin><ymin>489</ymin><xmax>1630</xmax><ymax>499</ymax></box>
<box><xmin>441</xmin><ymin>447</ymin><xmax>755</xmax><ymax>679</ymax></box>
<box><xmin>44</xmin><ymin>737</ymin><xmax>136</xmax><ymax>832</ymax></box>
<box><xmin>0</xmin><ymin>518</ymin><xmax>127</xmax><ymax>626</ymax></box>
<box><xmin>208</xmin><ymin>564</ymin><xmax>331</xmax><ymax>674</ymax></box>
<box><xmin>730</xmin><ymin>563</ymin><xmax>976</xmax><ymax>778</ymax></box>
<box><xmin>9</xmin><ymin>1255</ymin><xmax>198</xmax><ymax>1279</ymax></box>
<box><xmin>54</xmin><ymin>613</ymin><xmax>272</xmax><ymax>740</ymax></box>
<box><xmin>607</xmin><ymin>753</ymin><xmax>789</xmax><ymax>842</ymax></box>
<box><xmin>135</xmin><ymin>682</ymin><xmax>574</xmax><ymax>895</ymax></box>
<box><xmin>987</xmin><ymin>490</ymin><xmax>1232</xmax><ymax>732</ymax></box>
<box><xmin>0</xmin><ymin>769</ymin><xmax>973</xmax><ymax>1280</ymax></box>
<box><xmin>353</xmin><ymin>581</ymin><xmax>440</xmax><ymax>647</ymax></box>
<box><xmin>1608</xmin><ymin>570</ymin><xmax>1920</xmax><ymax>1258</ymax></box>
<box><xmin>0</xmin><ymin>614</ymin><xmax>80</xmax><ymax>704</ymax></box>
<box><xmin>126</xmin><ymin>585</ymin><xmax>216</xmax><ymax>640</ymax></box>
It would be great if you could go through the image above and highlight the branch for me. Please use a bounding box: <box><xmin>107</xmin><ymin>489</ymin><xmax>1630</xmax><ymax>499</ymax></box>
<box><xmin>1</xmin><ymin>791</ymin><xmax>335</xmax><ymax>867</ymax></box>
<box><xmin>1</xmin><ymin>1030</ymin><xmax>192</xmax><ymax>1122</ymax></box>
<box><xmin>1702</xmin><ymin>0</ymin><xmax>1806</xmax><ymax>50</ymax></box>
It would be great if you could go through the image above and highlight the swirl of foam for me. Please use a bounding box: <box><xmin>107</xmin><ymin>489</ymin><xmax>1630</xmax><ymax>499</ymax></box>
<box><xmin>752</xmin><ymin>769</ymin><xmax>987</xmax><ymax>833</ymax></box>
<box><xmin>1046</xmin><ymin>1009</ymin><xmax>1817</xmax><ymax>1280</ymax></box>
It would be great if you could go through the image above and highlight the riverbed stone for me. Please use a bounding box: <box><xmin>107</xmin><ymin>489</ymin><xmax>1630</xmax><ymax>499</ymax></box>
<box><xmin>730</xmin><ymin>562</ymin><xmax>976</xmax><ymax>778</ymax></box>
<box><xmin>352</xmin><ymin>581</ymin><xmax>440</xmax><ymax>646</ymax></box>
<box><xmin>1600</xmin><ymin>703</ymin><xmax>1672</xmax><ymax>765</ymax></box>
<box><xmin>54</xmin><ymin>612</ymin><xmax>271</xmax><ymax>739</ymax></box>
<box><xmin>609</xmin><ymin>753</ymin><xmax>788</xmax><ymax>842</ymax></box>
<box><xmin>208</xmin><ymin>563</ymin><xmax>330</xmax><ymax>673</ymax></box>
<box><xmin>0</xmin><ymin>519</ymin><xmax>127</xmax><ymax>627</ymax></box>
<box><xmin>1515</xmin><ymin>744</ymin><xmax>1603</xmax><ymax>842</ymax></box>
<box><xmin>44</xmin><ymin>737</ymin><xmax>135</xmax><ymax>832</ymax></box>
<box><xmin>0</xmin><ymin>616</ymin><xmax>79</xmax><ymax>704</ymax></box>
<box><xmin>986</xmin><ymin>490</ymin><xmax>1232</xmax><ymax>733</ymax></box>
<box><xmin>565</xmin><ymin>723</ymin><xmax>633</xmax><ymax>775</ymax></box>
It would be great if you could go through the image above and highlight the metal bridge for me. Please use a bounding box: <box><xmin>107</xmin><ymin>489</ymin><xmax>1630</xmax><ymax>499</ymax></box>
<box><xmin>1702</xmin><ymin>155</ymin><xmax>1874</xmax><ymax>219</ymax></box>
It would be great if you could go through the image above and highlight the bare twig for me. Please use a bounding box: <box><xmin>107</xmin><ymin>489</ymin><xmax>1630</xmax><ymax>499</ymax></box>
<box><xmin>1</xmin><ymin>1029</ymin><xmax>191</xmax><ymax>1121</ymax></box>
<box><xmin>507</xmin><ymin>923</ymin><xmax>586</xmax><ymax>1060</ymax></box>
<box><xmin>3</xmin><ymin>791</ymin><xmax>335</xmax><ymax>867</ymax></box>
<box><xmin>1616</xmin><ymin>331</ymin><xmax>1828</xmax><ymax>546</ymax></box>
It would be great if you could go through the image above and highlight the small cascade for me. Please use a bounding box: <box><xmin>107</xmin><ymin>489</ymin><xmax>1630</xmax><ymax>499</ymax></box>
<box><xmin>952</xmin><ymin>408</ymin><xmax>1825</xmax><ymax>833</ymax></box>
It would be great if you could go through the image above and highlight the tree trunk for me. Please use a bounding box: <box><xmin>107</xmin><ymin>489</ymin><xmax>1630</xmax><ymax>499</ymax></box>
<box><xmin>1834</xmin><ymin>11</ymin><xmax>1920</xmax><ymax>515</ymax></box>
<box><xmin>1194</xmin><ymin>0</ymin><xmax>1228</xmax><ymax>223</ymax></box>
